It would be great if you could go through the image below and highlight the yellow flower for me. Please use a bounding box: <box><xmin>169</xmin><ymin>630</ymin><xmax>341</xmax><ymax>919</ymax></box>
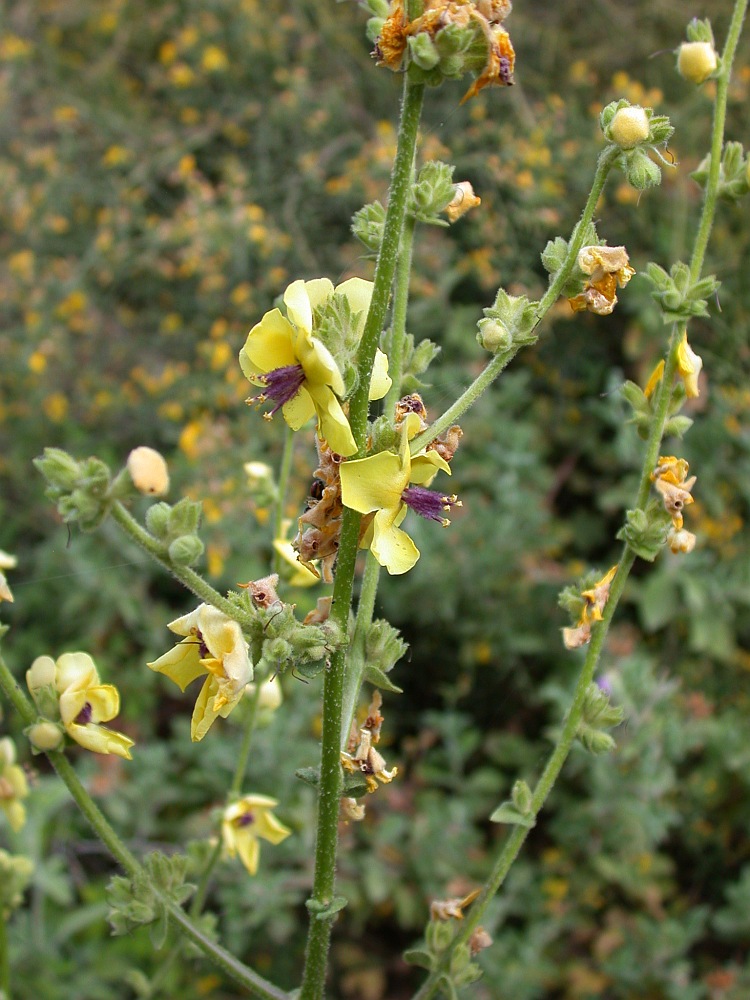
<box><xmin>148</xmin><ymin>604</ymin><xmax>252</xmax><ymax>741</ymax></box>
<box><xmin>0</xmin><ymin>738</ymin><xmax>29</xmax><ymax>832</ymax></box>
<box><xmin>676</xmin><ymin>332</ymin><xmax>703</xmax><ymax>398</ymax></box>
<box><xmin>568</xmin><ymin>246</ymin><xmax>635</xmax><ymax>316</ymax></box>
<box><xmin>239</xmin><ymin>278</ymin><xmax>390</xmax><ymax>457</ymax></box>
<box><xmin>339</xmin><ymin>414</ymin><xmax>460</xmax><ymax>575</ymax></box>
<box><xmin>221</xmin><ymin>794</ymin><xmax>291</xmax><ymax>875</ymax></box>
<box><xmin>26</xmin><ymin>652</ymin><xmax>134</xmax><ymax>759</ymax></box>
<box><xmin>562</xmin><ymin>565</ymin><xmax>618</xmax><ymax>650</ymax></box>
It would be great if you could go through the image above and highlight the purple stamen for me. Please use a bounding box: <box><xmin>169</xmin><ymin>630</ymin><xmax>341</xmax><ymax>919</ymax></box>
<box><xmin>401</xmin><ymin>486</ymin><xmax>461</xmax><ymax>524</ymax></box>
<box><xmin>75</xmin><ymin>702</ymin><xmax>93</xmax><ymax>725</ymax></box>
<box><xmin>254</xmin><ymin>364</ymin><xmax>306</xmax><ymax>415</ymax></box>
<box><xmin>237</xmin><ymin>812</ymin><xmax>255</xmax><ymax>827</ymax></box>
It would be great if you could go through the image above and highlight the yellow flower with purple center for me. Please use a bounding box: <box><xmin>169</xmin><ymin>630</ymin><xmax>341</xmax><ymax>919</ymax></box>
<box><xmin>148</xmin><ymin>604</ymin><xmax>252</xmax><ymax>742</ymax></box>
<box><xmin>339</xmin><ymin>413</ymin><xmax>461</xmax><ymax>575</ymax></box>
<box><xmin>26</xmin><ymin>652</ymin><xmax>134</xmax><ymax>759</ymax></box>
<box><xmin>240</xmin><ymin>278</ymin><xmax>391</xmax><ymax>457</ymax></box>
<box><xmin>221</xmin><ymin>794</ymin><xmax>291</xmax><ymax>875</ymax></box>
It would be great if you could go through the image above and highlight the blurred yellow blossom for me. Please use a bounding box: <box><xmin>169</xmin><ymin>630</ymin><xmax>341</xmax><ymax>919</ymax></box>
<box><xmin>221</xmin><ymin>794</ymin><xmax>291</xmax><ymax>875</ymax></box>
<box><xmin>0</xmin><ymin>739</ymin><xmax>29</xmax><ymax>831</ymax></box>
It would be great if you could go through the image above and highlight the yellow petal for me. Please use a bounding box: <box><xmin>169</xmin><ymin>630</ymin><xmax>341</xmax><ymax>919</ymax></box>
<box><xmin>148</xmin><ymin>637</ymin><xmax>205</xmax><ymax>691</ymax></box>
<box><xmin>335</xmin><ymin>276</ymin><xmax>373</xmax><ymax>336</ymax></box>
<box><xmin>340</xmin><ymin>450</ymin><xmax>406</xmax><ymax>514</ymax></box>
<box><xmin>236</xmin><ymin>830</ymin><xmax>261</xmax><ymax>875</ymax></box>
<box><xmin>240</xmin><ymin>309</ymin><xmax>297</xmax><ymax>377</ymax></box>
<box><xmin>368</xmin><ymin>349</ymin><xmax>392</xmax><ymax>401</ymax></box>
<box><xmin>307</xmin><ymin>384</ymin><xmax>357</xmax><ymax>456</ymax></box>
<box><xmin>67</xmin><ymin>722</ymin><xmax>134</xmax><ymax>759</ymax></box>
<box><xmin>676</xmin><ymin>332</ymin><xmax>703</xmax><ymax>398</ymax></box>
<box><xmin>55</xmin><ymin>652</ymin><xmax>100</xmax><ymax>695</ymax></box>
<box><xmin>295</xmin><ymin>328</ymin><xmax>345</xmax><ymax>396</ymax></box>
<box><xmin>283</xmin><ymin>279</ymin><xmax>314</xmax><ymax>333</ymax></box>
<box><xmin>370</xmin><ymin>507</ymin><xmax>420</xmax><ymax>575</ymax></box>
<box><xmin>273</xmin><ymin>539</ymin><xmax>320</xmax><ymax>586</ymax></box>
<box><xmin>281</xmin><ymin>382</ymin><xmax>316</xmax><ymax>431</ymax></box>
<box><xmin>254</xmin><ymin>809</ymin><xmax>292</xmax><ymax>845</ymax></box>
<box><xmin>84</xmin><ymin>684</ymin><xmax>122</xmax><ymax>724</ymax></box>
<box><xmin>302</xmin><ymin>277</ymin><xmax>335</xmax><ymax>313</ymax></box>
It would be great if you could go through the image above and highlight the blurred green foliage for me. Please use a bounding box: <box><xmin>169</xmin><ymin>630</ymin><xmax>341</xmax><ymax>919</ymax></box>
<box><xmin>1</xmin><ymin>0</ymin><xmax>750</xmax><ymax>997</ymax></box>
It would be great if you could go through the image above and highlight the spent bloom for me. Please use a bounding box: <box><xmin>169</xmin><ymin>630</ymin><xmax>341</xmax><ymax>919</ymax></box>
<box><xmin>26</xmin><ymin>652</ymin><xmax>134</xmax><ymax>759</ymax></box>
<box><xmin>651</xmin><ymin>456</ymin><xmax>696</xmax><ymax>531</ymax></box>
<box><xmin>568</xmin><ymin>246</ymin><xmax>635</xmax><ymax>316</ymax></box>
<box><xmin>339</xmin><ymin>413</ymin><xmax>461</xmax><ymax>575</ymax></box>
<box><xmin>0</xmin><ymin>738</ymin><xmax>29</xmax><ymax>832</ymax></box>
<box><xmin>342</xmin><ymin>727</ymin><xmax>398</xmax><ymax>794</ymax></box>
<box><xmin>562</xmin><ymin>565</ymin><xmax>619</xmax><ymax>650</ymax></box>
<box><xmin>221</xmin><ymin>794</ymin><xmax>291</xmax><ymax>875</ymax></box>
<box><xmin>240</xmin><ymin>278</ymin><xmax>390</xmax><ymax>457</ymax></box>
<box><xmin>148</xmin><ymin>604</ymin><xmax>252</xmax><ymax>741</ymax></box>
<box><xmin>445</xmin><ymin>181</ymin><xmax>481</xmax><ymax>222</ymax></box>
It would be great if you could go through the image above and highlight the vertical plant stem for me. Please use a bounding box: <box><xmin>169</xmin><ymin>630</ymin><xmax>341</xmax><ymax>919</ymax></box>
<box><xmin>298</xmin><ymin>75</ymin><xmax>425</xmax><ymax>1000</ymax></box>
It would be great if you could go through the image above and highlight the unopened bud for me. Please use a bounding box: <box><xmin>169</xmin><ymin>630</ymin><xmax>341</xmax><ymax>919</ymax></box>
<box><xmin>168</xmin><ymin>534</ymin><xmax>204</xmax><ymax>566</ymax></box>
<box><xmin>127</xmin><ymin>447</ymin><xmax>170</xmax><ymax>496</ymax></box>
<box><xmin>677</xmin><ymin>42</ymin><xmax>717</xmax><ymax>84</ymax></box>
<box><xmin>477</xmin><ymin>317</ymin><xmax>512</xmax><ymax>353</ymax></box>
<box><xmin>26</xmin><ymin>721</ymin><xmax>65</xmax><ymax>753</ymax></box>
<box><xmin>610</xmin><ymin>106</ymin><xmax>650</xmax><ymax>149</ymax></box>
<box><xmin>26</xmin><ymin>655</ymin><xmax>57</xmax><ymax>695</ymax></box>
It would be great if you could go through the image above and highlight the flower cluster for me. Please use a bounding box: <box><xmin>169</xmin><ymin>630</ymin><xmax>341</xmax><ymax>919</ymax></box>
<box><xmin>26</xmin><ymin>652</ymin><xmax>134</xmax><ymax>759</ymax></box>
<box><xmin>0</xmin><ymin>739</ymin><xmax>29</xmax><ymax>832</ymax></box>
<box><xmin>148</xmin><ymin>604</ymin><xmax>253</xmax><ymax>741</ymax></box>
<box><xmin>651</xmin><ymin>456</ymin><xmax>697</xmax><ymax>554</ymax></box>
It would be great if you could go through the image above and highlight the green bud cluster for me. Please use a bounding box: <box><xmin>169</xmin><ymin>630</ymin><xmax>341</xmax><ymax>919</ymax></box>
<box><xmin>616</xmin><ymin>501</ymin><xmax>673</xmax><ymax>562</ymax></box>
<box><xmin>311</xmin><ymin>288</ymin><xmax>373</xmax><ymax>399</ymax></box>
<box><xmin>576</xmin><ymin>682</ymin><xmax>625</xmax><ymax>755</ymax></box>
<box><xmin>351</xmin><ymin>200</ymin><xmax>386</xmax><ymax>256</ymax></box>
<box><xmin>408</xmin><ymin>160</ymin><xmax>455</xmax><ymax>225</ymax></box>
<box><xmin>621</xmin><ymin>378</ymin><xmax>693</xmax><ymax>442</ymax></box>
<box><xmin>600</xmin><ymin>100</ymin><xmax>674</xmax><ymax>190</ymax></box>
<box><xmin>399</xmin><ymin>334</ymin><xmax>441</xmax><ymax>392</ymax></box>
<box><xmin>643</xmin><ymin>260</ymin><xmax>720</xmax><ymax>324</ymax></box>
<box><xmin>146</xmin><ymin>497</ymin><xmax>205</xmax><ymax>567</ymax></box>
<box><xmin>406</xmin><ymin>917</ymin><xmax>484</xmax><ymax>992</ymax></box>
<box><xmin>477</xmin><ymin>288</ymin><xmax>539</xmax><ymax>354</ymax></box>
<box><xmin>406</xmin><ymin>19</ymin><xmax>493</xmax><ymax>89</ymax></box>
<box><xmin>363</xmin><ymin>619</ymin><xmax>408</xmax><ymax>693</ymax></box>
<box><xmin>34</xmin><ymin>447</ymin><xmax>113</xmax><ymax>531</ymax></box>
<box><xmin>107</xmin><ymin>852</ymin><xmax>195</xmax><ymax>946</ymax></box>
<box><xmin>691</xmin><ymin>141</ymin><xmax>750</xmax><ymax>202</ymax></box>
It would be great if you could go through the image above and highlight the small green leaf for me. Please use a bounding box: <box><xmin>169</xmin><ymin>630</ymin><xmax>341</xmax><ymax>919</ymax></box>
<box><xmin>489</xmin><ymin>802</ymin><xmax>536</xmax><ymax>828</ymax></box>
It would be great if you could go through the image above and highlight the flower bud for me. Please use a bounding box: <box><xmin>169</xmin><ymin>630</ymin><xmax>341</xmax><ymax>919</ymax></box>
<box><xmin>26</xmin><ymin>721</ymin><xmax>65</xmax><ymax>753</ymax></box>
<box><xmin>145</xmin><ymin>501</ymin><xmax>171</xmax><ymax>538</ymax></box>
<box><xmin>127</xmin><ymin>447</ymin><xmax>170</xmax><ymax>496</ymax></box>
<box><xmin>610</xmin><ymin>106</ymin><xmax>650</xmax><ymax>149</ymax></box>
<box><xmin>624</xmin><ymin>148</ymin><xmax>662</xmax><ymax>190</ymax></box>
<box><xmin>26</xmin><ymin>655</ymin><xmax>57</xmax><ymax>694</ymax></box>
<box><xmin>677</xmin><ymin>41</ymin><xmax>717</xmax><ymax>84</ymax></box>
<box><xmin>168</xmin><ymin>534</ymin><xmax>204</xmax><ymax>566</ymax></box>
<box><xmin>477</xmin><ymin>317</ymin><xmax>512</xmax><ymax>353</ymax></box>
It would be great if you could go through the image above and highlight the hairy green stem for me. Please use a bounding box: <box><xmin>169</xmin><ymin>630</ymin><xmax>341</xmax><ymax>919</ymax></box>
<box><xmin>272</xmin><ymin>427</ymin><xmax>296</xmax><ymax>576</ymax></box>
<box><xmin>298</xmin><ymin>75</ymin><xmax>425</xmax><ymax>1000</ymax></box>
<box><xmin>411</xmin><ymin>146</ymin><xmax>619</xmax><ymax>453</ymax></box>
<box><xmin>413</xmin><ymin>9</ymin><xmax>747</xmax><ymax>993</ymax></box>
<box><xmin>110</xmin><ymin>502</ymin><xmax>251</xmax><ymax>626</ymax></box>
